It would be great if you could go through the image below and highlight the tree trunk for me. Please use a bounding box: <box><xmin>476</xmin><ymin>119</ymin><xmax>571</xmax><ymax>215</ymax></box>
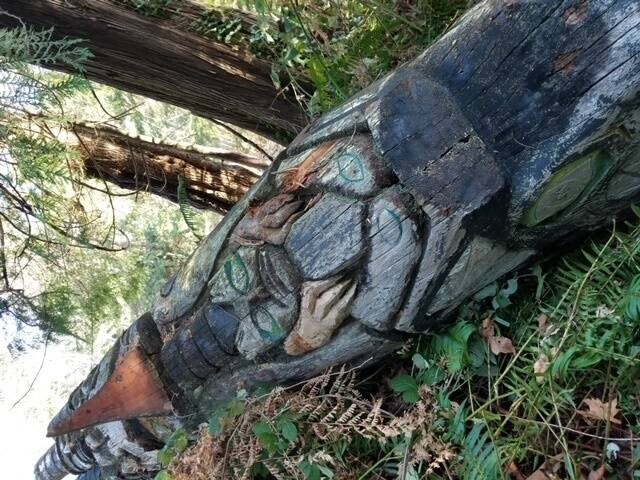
<box><xmin>0</xmin><ymin>0</ymin><xmax>308</xmax><ymax>141</ymax></box>
<box><xmin>67</xmin><ymin>122</ymin><xmax>269</xmax><ymax>214</ymax></box>
<box><xmin>35</xmin><ymin>1</ymin><xmax>640</xmax><ymax>479</ymax></box>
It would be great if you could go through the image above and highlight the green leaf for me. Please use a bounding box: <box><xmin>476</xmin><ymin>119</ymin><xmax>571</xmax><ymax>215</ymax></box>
<box><xmin>157</xmin><ymin>448</ymin><xmax>175</xmax><ymax>468</ymax></box>
<box><xmin>173</xmin><ymin>433</ymin><xmax>188</xmax><ymax>453</ymax></box>
<box><xmin>252</xmin><ymin>421</ymin><xmax>272</xmax><ymax>436</ymax></box>
<box><xmin>300</xmin><ymin>461</ymin><xmax>322</xmax><ymax>480</ymax></box>
<box><xmin>412</xmin><ymin>352</ymin><xmax>429</xmax><ymax>370</ymax></box>
<box><xmin>402</xmin><ymin>388</ymin><xmax>420</xmax><ymax>404</ymax></box>
<box><xmin>390</xmin><ymin>374</ymin><xmax>417</xmax><ymax>393</ymax></box>
<box><xmin>177</xmin><ymin>175</ymin><xmax>203</xmax><ymax>240</ymax></box>
<box><xmin>279</xmin><ymin>420</ymin><xmax>298</xmax><ymax>443</ymax></box>
<box><xmin>504</xmin><ymin>278</ymin><xmax>519</xmax><ymax>296</ymax></box>
<box><xmin>270</xmin><ymin>66</ymin><xmax>281</xmax><ymax>89</ymax></box>
<box><xmin>253</xmin><ymin>421</ymin><xmax>278</xmax><ymax>452</ymax></box>
<box><xmin>532</xmin><ymin>264</ymin><xmax>545</xmax><ymax>300</ymax></box>
<box><xmin>421</xmin><ymin>365</ymin><xmax>446</xmax><ymax>385</ymax></box>
<box><xmin>308</xmin><ymin>55</ymin><xmax>328</xmax><ymax>89</ymax></box>
<box><xmin>447</xmin><ymin>400</ymin><xmax>467</xmax><ymax>444</ymax></box>
<box><xmin>450</xmin><ymin>321</ymin><xmax>476</xmax><ymax>345</ymax></box>
<box><xmin>318</xmin><ymin>464</ymin><xmax>335</xmax><ymax>478</ymax></box>
<box><xmin>208</xmin><ymin>414</ymin><xmax>223</xmax><ymax>436</ymax></box>
<box><xmin>405</xmin><ymin>464</ymin><xmax>419</xmax><ymax>480</ymax></box>
<box><xmin>226</xmin><ymin>398</ymin><xmax>246</xmax><ymax>417</ymax></box>
<box><xmin>154</xmin><ymin>471</ymin><xmax>172</xmax><ymax>480</ymax></box>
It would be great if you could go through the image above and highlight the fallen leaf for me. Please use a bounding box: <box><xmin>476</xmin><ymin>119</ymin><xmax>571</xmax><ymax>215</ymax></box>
<box><xmin>508</xmin><ymin>462</ymin><xmax>525</xmax><ymax>480</ymax></box>
<box><xmin>587</xmin><ymin>465</ymin><xmax>606</xmax><ymax>480</ymax></box>
<box><xmin>479</xmin><ymin>317</ymin><xmax>495</xmax><ymax>339</ymax></box>
<box><xmin>481</xmin><ymin>317</ymin><xmax>516</xmax><ymax>354</ymax></box>
<box><xmin>579</xmin><ymin>397</ymin><xmax>621</xmax><ymax>425</ymax></box>
<box><xmin>534</xmin><ymin>353</ymin><xmax>550</xmax><ymax>383</ymax></box>
<box><xmin>525</xmin><ymin>468</ymin><xmax>553</xmax><ymax>480</ymax></box>
<box><xmin>489</xmin><ymin>336</ymin><xmax>516</xmax><ymax>355</ymax></box>
<box><xmin>537</xmin><ymin>313</ymin><xmax>559</xmax><ymax>337</ymax></box>
<box><xmin>537</xmin><ymin>314</ymin><xmax>551</xmax><ymax>333</ymax></box>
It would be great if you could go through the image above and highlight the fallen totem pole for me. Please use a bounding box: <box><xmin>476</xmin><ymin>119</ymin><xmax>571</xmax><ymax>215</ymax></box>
<box><xmin>35</xmin><ymin>0</ymin><xmax>640</xmax><ymax>478</ymax></box>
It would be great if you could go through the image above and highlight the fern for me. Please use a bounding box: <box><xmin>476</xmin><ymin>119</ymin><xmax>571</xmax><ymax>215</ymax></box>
<box><xmin>461</xmin><ymin>423</ymin><xmax>499</xmax><ymax>480</ymax></box>
<box><xmin>430</xmin><ymin>321</ymin><xmax>477</xmax><ymax>373</ymax></box>
<box><xmin>623</xmin><ymin>274</ymin><xmax>640</xmax><ymax>321</ymax></box>
<box><xmin>177</xmin><ymin>175</ymin><xmax>203</xmax><ymax>241</ymax></box>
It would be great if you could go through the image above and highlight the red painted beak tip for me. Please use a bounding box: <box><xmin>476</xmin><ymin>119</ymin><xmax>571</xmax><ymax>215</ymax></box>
<box><xmin>45</xmin><ymin>347</ymin><xmax>172</xmax><ymax>437</ymax></box>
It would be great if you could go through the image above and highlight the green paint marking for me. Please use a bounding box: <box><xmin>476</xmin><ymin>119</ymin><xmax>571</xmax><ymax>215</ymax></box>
<box><xmin>252</xmin><ymin>306</ymin><xmax>285</xmax><ymax>342</ymax></box>
<box><xmin>337</xmin><ymin>153</ymin><xmax>365</xmax><ymax>183</ymax></box>
<box><xmin>224</xmin><ymin>252</ymin><xmax>251</xmax><ymax>294</ymax></box>
<box><xmin>377</xmin><ymin>208</ymin><xmax>403</xmax><ymax>244</ymax></box>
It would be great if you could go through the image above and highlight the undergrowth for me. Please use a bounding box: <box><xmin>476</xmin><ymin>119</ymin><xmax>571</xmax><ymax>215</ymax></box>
<box><xmin>160</xmin><ymin>211</ymin><xmax>640</xmax><ymax>479</ymax></box>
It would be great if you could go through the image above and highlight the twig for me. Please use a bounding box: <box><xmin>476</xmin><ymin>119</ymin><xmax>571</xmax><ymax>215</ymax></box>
<box><xmin>209</xmin><ymin>118</ymin><xmax>275</xmax><ymax>162</ymax></box>
<box><xmin>11</xmin><ymin>330</ymin><xmax>51</xmax><ymax>409</ymax></box>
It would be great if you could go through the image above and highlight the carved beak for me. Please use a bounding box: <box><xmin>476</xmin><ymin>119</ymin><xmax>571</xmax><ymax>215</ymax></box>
<box><xmin>47</xmin><ymin>347</ymin><xmax>172</xmax><ymax>437</ymax></box>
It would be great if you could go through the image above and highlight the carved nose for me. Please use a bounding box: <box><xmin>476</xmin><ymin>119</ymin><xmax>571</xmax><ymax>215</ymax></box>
<box><xmin>47</xmin><ymin>347</ymin><xmax>172</xmax><ymax>437</ymax></box>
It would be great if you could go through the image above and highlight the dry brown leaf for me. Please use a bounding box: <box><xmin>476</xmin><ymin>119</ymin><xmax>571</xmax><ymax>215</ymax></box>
<box><xmin>480</xmin><ymin>317</ymin><xmax>516</xmax><ymax>354</ymax></box>
<box><xmin>508</xmin><ymin>462</ymin><xmax>525</xmax><ymax>480</ymax></box>
<box><xmin>534</xmin><ymin>353</ymin><xmax>550</xmax><ymax>383</ymax></box>
<box><xmin>537</xmin><ymin>313</ymin><xmax>560</xmax><ymax>337</ymax></box>
<box><xmin>489</xmin><ymin>336</ymin><xmax>516</xmax><ymax>355</ymax></box>
<box><xmin>525</xmin><ymin>468</ymin><xmax>553</xmax><ymax>480</ymax></box>
<box><xmin>579</xmin><ymin>397</ymin><xmax>622</xmax><ymax>425</ymax></box>
<box><xmin>587</xmin><ymin>465</ymin><xmax>606</xmax><ymax>480</ymax></box>
<box><xmin>537</xmin><ymin>314</ymin><xmax>551</xmax><ymax>333</ymax></box>
<box><xmin>479</xmin><ymin>317</ymin><xmax>495</xmax><ymax>339</ymax></box>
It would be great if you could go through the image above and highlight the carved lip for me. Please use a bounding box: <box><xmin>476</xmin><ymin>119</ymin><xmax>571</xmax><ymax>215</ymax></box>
<box><xmin>47</xmin><ymin>347</ymin><xmax>172</xmax><ymax>437</ymax></box>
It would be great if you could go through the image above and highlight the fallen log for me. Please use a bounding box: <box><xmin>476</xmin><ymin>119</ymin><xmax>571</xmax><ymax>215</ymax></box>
<box><xmin>35</xmin><ymin>0</ymin><xmax>640</xmax><ymax>478</ymax></box>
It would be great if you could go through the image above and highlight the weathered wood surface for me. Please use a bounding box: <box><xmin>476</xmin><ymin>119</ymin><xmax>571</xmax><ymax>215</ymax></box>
<box><xmin>36</xmin><ymin>1</ymin><xmax>640</xmax><ymax>478</ymax></box>
<box><xmin>0</xmin><ymin>0</ymin><xmax>307</xmax><ymax>141</ymax></box>
<box><xmin>68</xmin><ymin>122</ymin><xmax>267</xmax><ymax>213</ymax></box>
<box><xmin>5</xmin><ymin>115</ymin><xmax>268</xmax><ymax>213</ymax></box>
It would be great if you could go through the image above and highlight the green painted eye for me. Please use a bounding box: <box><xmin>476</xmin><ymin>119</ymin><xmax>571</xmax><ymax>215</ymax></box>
<box><xmin>337</xmin><ymin>153</ymin><xmax>365</xmax><ymax>182</ymax></box>
<box><xmin>252</xmin><ymin>305</ymin><xmax>284</xmax><ymax>341</ymax></box>
<box><xmin>522</xmin><ymin>150</ymin><xmax>609</xmax><ymax>226</ymax></box>
<box><xmin>224</xmin><ymin>252</ymin><xmax>251</xmax><ymax>294</ymax></box>
<box><xmin>375</xmin><ymin>208</ymin><xmax>403</xmax><ymax>245</ymax></box>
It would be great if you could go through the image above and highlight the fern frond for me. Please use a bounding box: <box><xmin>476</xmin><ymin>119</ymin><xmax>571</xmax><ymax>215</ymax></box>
<box><xmin>461</xmin><ymin>423</ymin><xmax>499</xmax><ymax>480</ymax></box>
<box><xmin>177</xmin><ymin>175</ymin><xmax>203</xmax><ymax>240</ymax></box>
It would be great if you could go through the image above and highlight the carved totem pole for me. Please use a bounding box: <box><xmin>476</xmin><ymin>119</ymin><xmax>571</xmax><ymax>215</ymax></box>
<box><xmin>35</xmin><ymin>0</ymin><xmax>640</xmax><ymax>478</ymax></box>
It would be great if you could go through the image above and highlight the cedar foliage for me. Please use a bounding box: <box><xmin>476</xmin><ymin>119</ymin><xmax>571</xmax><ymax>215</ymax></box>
<box><xmin>0</xmin><ymin>24</ymin><xmax>202</xmax><ymax>346</ymax></box>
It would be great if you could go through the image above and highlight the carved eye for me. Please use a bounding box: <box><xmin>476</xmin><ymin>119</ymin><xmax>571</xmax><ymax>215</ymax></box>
<box><xmin>336</xmin><ymin>152</ymin><xmax>366</xmax><ymax>183</ymax></box>
<box><xmin>522</xmin><ymin>150</ymin><xmax>609</xmax><ymax>226</ymax></box>
<box><xmin>223</xmin><ymin>251</ymin><xmax>251</xmax><ymax>295</ymax></box>
<box><xmin>251</xmin><ymin>305</ymin><xmax>285</xmax><ymax>342</ymax></box>
<box><xmin>374</xmin><ymin>207</ymin><xmax>404</xmax><ymax>245</ymax></box>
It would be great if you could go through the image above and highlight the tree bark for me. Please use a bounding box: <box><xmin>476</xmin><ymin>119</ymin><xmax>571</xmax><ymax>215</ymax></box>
<box><xmin>35</xmin><ymin>1</ymin><xmax>640</xmax><ymax>479</ymax></box>
<box><xmin>67</xmin><ymin>122</ymin><xmax>269</xmax><ymax>213</ymax></box>
<box><xmin>0</xmin><ymin>0</ymin><xmax>308</xmax><ymax>141</ymax></box>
